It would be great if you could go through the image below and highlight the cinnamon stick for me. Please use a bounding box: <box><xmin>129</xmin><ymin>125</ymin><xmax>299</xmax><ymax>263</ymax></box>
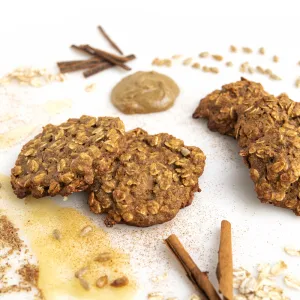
<box><xmin>98</xmin><ymin>25</ymin><xmax>123</xmax><ymax>55</ymax></box>
<box><xmin>217</xmin><ymin>220</ymin><xmax>233</xmax><ymax>300</ymax></box>
<box><xmin>83</xmin><ymin>62</ymin><xmax>112</xmax><ymax>77</ymax></box>
<box><xmin>71</xmin><ymin>45</ymin><xmax>131</xmax><ymax>70</ymax></box>
<box><xmin>165</xmin><ymin>234</ymin><xmax>221</xmax><ymax>300</ymax></box>
<box><xmin>83</xmin><ymin>54</ymin><xmax>136</xmax><ymax>78</ymax></box>
<box><xmin>57</xmin><ymin>57</ymin><xmax>102</xmax><ymax>66</ymax></box>
<box><xmin>57</xmin><ymin>59</ymin><xmax>104</xmax><ymax>73</ymax></box>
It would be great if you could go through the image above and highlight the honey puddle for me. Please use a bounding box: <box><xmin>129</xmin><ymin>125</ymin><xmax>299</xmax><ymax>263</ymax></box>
<box><xmin>0</xmin><ymin>174</ymin><xmax>135</xmax><ymax>300</ymax></box>
<box><xmin>0</xmin><ymin>125</ymin><xmax>36</xmax><ymax>149</ymax></box>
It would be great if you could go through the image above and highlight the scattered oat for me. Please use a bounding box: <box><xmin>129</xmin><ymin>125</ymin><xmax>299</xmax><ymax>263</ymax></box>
<box><xmin>210</xmin><ymin>67</ymin><xmax>219</xmax><ymax>74</ymax></box>
<box><xmin>226</xmin><ymin>61</ymin><xmax>233</xmax><ymax>67</ymax></box>
<box><xmin>183</xmin><ymin>57</ymin><xmax>193</xmax><ymax>66</ymax></box>
<box><xmin>265</xmin><ymin>68</ymin><xmax>272</xmax><ymax>75</ymax></box>
<box><xmin>171</xmin><ymin>55</ymin><xmax>182</xmax><ymax>59</ymax></box>
<box><xmin>152</xmin><ymin>58</ymin><xmax>172</xmax><ymax>67</ymax></box>
<box><xmin>63</xmin><ymin>196</ymin><xmax>68</xmax><ymax>201</ymax></box>
<box><xmin>233</xmin><ymin>264</ymin><xmax>290</xmax><ymax>300</ymax></box>
<box><xmin>240</xmin><ymin>62</ymin><xmax>249</xmax><ymax>73</ymax></box>
<box><xmin>273</xmin><ymin>55</ymin><xmax>279</xmax><ymax>63</ymax></box>
<box><xmin>298</xmin><ymin>61</ymin><xmax>300</xmax><ymax>66</ymax></box>
<box><xmin>202</xmin><ymin>66</ymin><xmax>209</xmax><ymax>72</ymax></box>
<box><xmin>96</xmin><ymin>275</ymin><xmax>108</xmax><ymax>288</ymax></box>
<box><xmin>75</xmin><ymin>266</ymin><xmax>88</xmax><ymax>278</ymax></box>
<box><xmin>230</xmin><ymin>45</ymin><xmax>237</xmax><ymax>53</ymax></box>
<box><xmin>95</xmin><ymin>252</ymin><xmax>112</xmax><ymax>262</ymax></box>
<box><xmin>242</xmin><ymin>47</ymin><xmax>253</xmax><ymax>54</ymax></box>
<box><xmin>248</xmin><ymin>66</ymin><xmax>254</xmax><ymax>74</ymax></box>
<box><xmin>148</xmin><ymin>292</ymin><xmax>164</xmax><ymax>300</ymax></box>
<box><xmin>190</xmin><ymin>294</ymin><xmax>200</xmax><ymax>300</ymax></box>
<box><xmin>192</xmin><ymin>62</ymin><xmax>201</xmax><ymax>69</ymax></box>
<box><xmin>110</xmin><ymin>276</ymin><xmax>129</xmax><ymax>287</ymax></box>
<box><xmin>284</xmin><ymin>274</ymin><xmax>300</xmax><ymax>290</ymax></box>
<box><xmin>295</xmin><ymin>77</ymin><xmax>300</xmax><ymax>88</ymax></box>
<box><xmin>151</xmin><ymin>272</ymin><xmax>168</xmax><ymax>282</ymax></box>
<box><xmin>79</xmin><ymin>277</ymin><xmax>90</xmax><ymax>290</ymax></box>
<box><xmin>80</xmin><ymin>225</ymin><xmax>93</xmax><ymax>237</ymax></box>
<box><xmin>52</xmin><ymin>229</ymin><xmax>61</xmax><ymax>241</ymax></box>
<box><xmin>259</xmin><ymin>47</ymin><xmax>265</xmax><ymax>55</ymax></box>
<box><xmin>270</xmin><ymin>73</ymin><xmax>281</xmax><ymax>81</ymax></box>
<box><xmin>85</xmin><ymin>83</ymin><xmax>96</xmax><ymax>92</ymax></box>
<box><xmin>271</xmin><ymin>261</ymin><xmax>287</xmax><ymax>276</ymax></box>
<box><xmin>199</xmin><ymin>52</ymin><xmax>209</xmax><ymax>58</ymax></box>
<box><xmin>284</xmin><ymin>246</ymin><xmax>300</xmax><ymax>256</ymax></box>
<box><xmin>212</xmin><ymin>54</ymin><xmax>223</xmax><ymax>61</ymax></box>
<box><xmin>256</xmin><ymin>66</ymin><xmax>265</xmax><ymax>74</ymax></box>
<box><xmin>0</xmin><ymin>67</ymin><xmax>65</xmax><ymax>87</ymax></box>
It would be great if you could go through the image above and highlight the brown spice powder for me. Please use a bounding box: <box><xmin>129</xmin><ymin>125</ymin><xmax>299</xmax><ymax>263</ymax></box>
<box><xmin>18</xmin><ymin>263</ymin><xmax>39</xmax><ymax>286</ymax></box>
<box><xmin>0</xmin><ymin>215</ymin><xmax>23</xmax><ymax>252</ymax></box>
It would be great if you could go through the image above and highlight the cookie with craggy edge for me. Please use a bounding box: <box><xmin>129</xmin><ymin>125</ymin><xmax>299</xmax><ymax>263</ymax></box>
<box><xmin>88</xmin><ymin>129</ymin><xmax>206</xmax><ymax>227</ymax></box>
<box><xmin>11</xmin><ymin>116</ymin><xmax>125</xmax><ymax>198</ymax></box>
<box><xmin>192</xmin><ymin>78</ymin><xmax>268</xmax><ymax>136</ymax></box>
<box><xmin>235</xmin><ymin>93</ymin><xmax>300</xmax><ymax>148</ymax></box>
<box><xmin>240</xmin><ymin>123</ymin><xmax>300</xmax><ymax>215</ymax></box>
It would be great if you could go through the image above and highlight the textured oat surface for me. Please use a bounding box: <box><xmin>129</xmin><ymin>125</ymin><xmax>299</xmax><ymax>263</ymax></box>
<box><xmin>194</xmin><ymin>78</ymin><xmax>300</xmax><ymax>215</ymax></box>
<box><xmin>11</xmin><ymin>116</ymin><xmax>125</xmax><ymax>198</ymax></box>
<box><xmin>88</xmin><ymin>128</ymin><xmax>206</xmax><ymax>227</ymax></box>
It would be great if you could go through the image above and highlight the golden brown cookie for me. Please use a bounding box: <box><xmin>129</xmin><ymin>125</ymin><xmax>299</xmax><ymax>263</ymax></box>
<box><xmin>240</xmin><ymin>123</ymin><xmax>300</xmax><ymax>215</ymax></box>
<box><xmin>11</xmin><ymin>116</ymin><xmax>125</xmax><ymax>198</ymax></box>
<box><xmin>193</xmin><ymin>78</ymin><xmax>268</xmax><ymax>136</ymax></box>
<box><xmin>235</xmin><ymin>93</ymin><xmax>300</xmax><ymax>148</ymax></box>
<box><xmin>88</xmin><ymin>129</ymin><xmax>206</xmax><ymax>227</ymax></box>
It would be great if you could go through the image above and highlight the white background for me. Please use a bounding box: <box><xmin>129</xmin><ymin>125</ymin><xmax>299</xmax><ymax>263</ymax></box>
<box><xmin>1</xmin><ymin>1</ymin><xmax>300</xmax><ymax>299</ymax></box>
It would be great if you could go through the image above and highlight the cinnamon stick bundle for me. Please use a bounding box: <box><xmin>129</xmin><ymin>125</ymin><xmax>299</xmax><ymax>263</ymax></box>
<box><xmin>71</xmin><ymin>45</ymin><xmax>131</xmax><ymax>70</ymax></box>
<box><xmin>165</xmin><ymin>234</ymin><xmax>221</xmax><ymax>300</ymax></box>
<box><xmin>83</xmin><ymin>54</ymin><xmax>136</xmax><ymax>78</ymax></box>
<box><xmin>217</xmin><ymin>220</ymin><xmax>233</xmax><ymax>300</ymax></box>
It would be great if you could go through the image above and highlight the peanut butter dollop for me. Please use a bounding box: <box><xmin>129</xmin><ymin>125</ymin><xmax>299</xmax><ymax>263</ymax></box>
<box><xmin>111</xmin><ymin>71</ymin><xmax>180</xmax><ymax>114</ymax></box>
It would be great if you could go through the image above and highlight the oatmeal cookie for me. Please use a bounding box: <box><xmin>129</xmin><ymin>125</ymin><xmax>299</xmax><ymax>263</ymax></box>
<box><xmin>235</xmin><ymin>93</ymin><xmax>300</xmax><ymax>148</ymax></box>
<box><xmin>11</xmin><ymin>116</ymin><xmax>125</xmax><ymax>198</ymax></box>
<box><xmin>240</xmin><ymin>123</ymin><xmax>300</xmax><ymax>215</ymax></box>
<box><xmin>192</xmin><ymin>78</ymin><xmax>268</xmax><ymax>136</ymax></box>
<box><xmin>88</xmin><ymin>129</ymin><xmax>206</xmax><ymax>227</ymax></box>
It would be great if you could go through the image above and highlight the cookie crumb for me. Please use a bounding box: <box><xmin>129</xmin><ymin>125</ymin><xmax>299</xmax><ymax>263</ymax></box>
<box><xmin>273</xmin><ymin>55</ymin><xmax>279</xmax><ymax>63</ymax></box>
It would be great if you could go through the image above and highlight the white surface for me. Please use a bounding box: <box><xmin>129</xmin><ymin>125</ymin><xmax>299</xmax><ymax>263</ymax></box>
<box><xmin>1</xmin><ymin>1</ymin><xmax>300</xmax><ymax>299</ymax></box>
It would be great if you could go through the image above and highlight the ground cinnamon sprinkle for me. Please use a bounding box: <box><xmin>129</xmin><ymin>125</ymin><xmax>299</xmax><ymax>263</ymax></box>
<box><xmin>0</xmin><ymin>215</ymin><xmax>42</xmax><ymax>298</ymax></box>
<box><xmin>0</xmin><ymin>215</ymin><xmax>23</xmax><ymax>253</ymax></box>
<box><xmin>18</xmin><ymin>264</ymin><xmax>39</xmax><ymax>286</ymax></box>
